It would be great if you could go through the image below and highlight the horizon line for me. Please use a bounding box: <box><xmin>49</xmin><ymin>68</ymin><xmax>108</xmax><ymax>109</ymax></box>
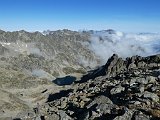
<box><xmin>0</xmin><ymin>28</ymin><xmax>159</xmax><ymax>34</ymax></box>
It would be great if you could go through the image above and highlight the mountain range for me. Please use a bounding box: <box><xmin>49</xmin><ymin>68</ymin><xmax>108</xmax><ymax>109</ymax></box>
<box><xmin>0</xmin><ymin>29</ymin><xmax>159</xmax><ymax>119</ymax></box>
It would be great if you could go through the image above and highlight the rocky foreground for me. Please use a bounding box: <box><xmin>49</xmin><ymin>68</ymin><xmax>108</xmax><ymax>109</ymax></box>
<box><xmin>12</xmin><ymin>54</ymin><xmax>160</xmax><ymax>120</ymax></box>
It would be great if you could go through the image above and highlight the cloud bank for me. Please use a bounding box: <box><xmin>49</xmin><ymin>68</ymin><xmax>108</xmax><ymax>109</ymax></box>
<box><xmin>88</xmin><ymin>30</ymin><xmax>160</xmax><ymax>64</ymax></box>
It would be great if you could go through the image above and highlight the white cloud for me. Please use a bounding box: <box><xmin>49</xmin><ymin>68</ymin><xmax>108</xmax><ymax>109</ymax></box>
<box><xmin>88</xmin><ymin>30</ymin><xmax>160</xmax><ymax>64</ymax></box>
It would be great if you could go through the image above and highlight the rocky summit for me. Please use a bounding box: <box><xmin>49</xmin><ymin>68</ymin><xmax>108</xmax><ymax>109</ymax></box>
<box><xmin>12</xmin><ymin>54</ymin><xmax>160</xmax><ymax>120</ymax></box>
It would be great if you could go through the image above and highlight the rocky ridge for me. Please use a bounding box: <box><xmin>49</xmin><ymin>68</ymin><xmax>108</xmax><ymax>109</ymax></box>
<box><xmin>13</xmin><ymin>54</ymin><xmax>160</xmax><ymax>120</ymax></box>
<box><xmin>0</xmin><ymin>29</ymin><xmax>99</xmax><ymax>78</ymax></box>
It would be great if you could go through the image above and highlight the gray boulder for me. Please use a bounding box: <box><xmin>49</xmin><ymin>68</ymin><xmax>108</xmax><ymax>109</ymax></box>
<box><xmin>128</xmin><ymin>63</ymin><xmax>137</xmax><ymax>69</ymax></box>
<box><xmin>137</xmin><ymin>61</ymin><xmax>146</xmax><ymax>68</ymax></box>
<box><xmin>86</xmin><ymin>95</ymin><xmax>113</xmax><ymax>109</ymax></box>
<box><xmin>146</xmin><ymin>76</ymin><xmax>156</xmax><ymax>83</ymax></box>
<box><xmin>114</xmin><ymin>109</ymin><xmax>134</xmax><ymax>120</ymax></box>
<box><xmin>110</xmin><ymin>85</ymin><xmax>125</xmax><ymax>95</ymax></box>
<box><xmin>45</xmin><ymin>113</ymin><xmax>60</xmax><ymax>120</ymax></box>
<box><xmin>133</xmin><ymin>112</ymin><xmax>150</xmax><ymax>120</ymax></box>
<box><xmin>59</xmin><ymin>110</ymin><xmax>73</xmax><ymax>120</ymax></box>
<box><xmin>96</xmin><ymin>103</ymin><xmax>115</xmax><ymax>114</ymax></box>
<box><xmin>143</xmin><ymin>91</ymin><xmax>159</xmax><ymax>102</ymax></box>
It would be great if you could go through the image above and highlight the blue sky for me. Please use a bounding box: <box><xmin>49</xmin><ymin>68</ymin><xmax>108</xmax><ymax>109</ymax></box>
<box><xmin>0</xmin><ymin>0</ymin><xmax>160</xmax><ymax>32</ymax></box>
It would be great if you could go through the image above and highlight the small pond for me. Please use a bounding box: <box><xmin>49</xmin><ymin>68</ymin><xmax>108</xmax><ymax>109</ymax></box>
<box><xmin>52</xmin><ymin>76</ymin><xmax>76</xmax><ymax>86</ymax></box>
